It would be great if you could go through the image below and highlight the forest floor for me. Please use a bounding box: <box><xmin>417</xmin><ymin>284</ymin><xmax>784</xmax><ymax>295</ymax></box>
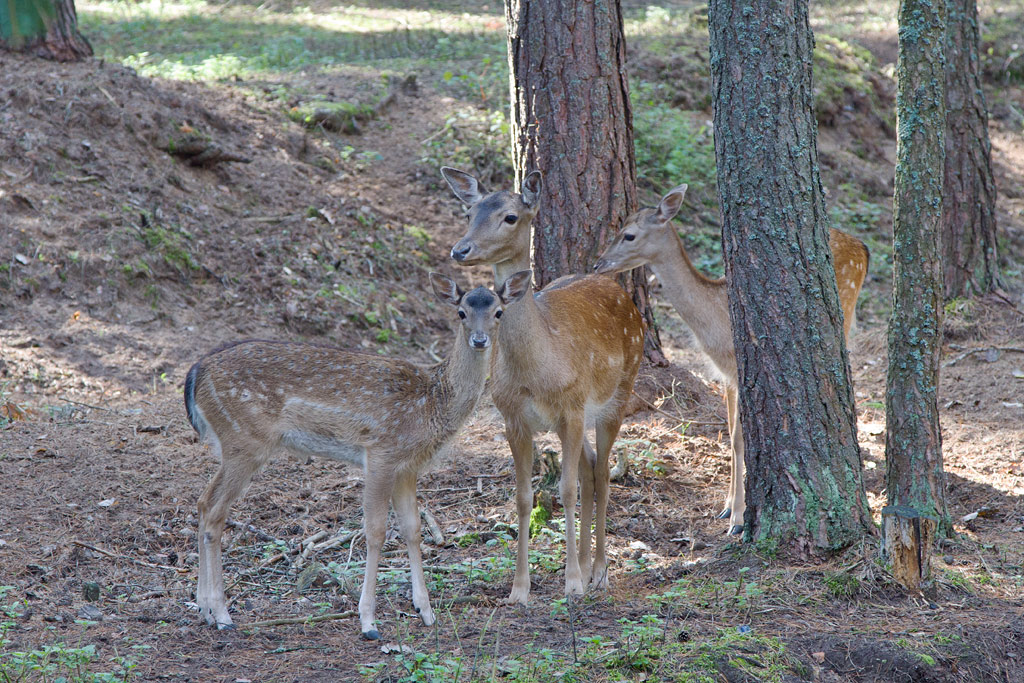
<box><xmin>2</xmin><ymin>1</ymin><xmax>1024</xmax><ymax>681</ymax></box>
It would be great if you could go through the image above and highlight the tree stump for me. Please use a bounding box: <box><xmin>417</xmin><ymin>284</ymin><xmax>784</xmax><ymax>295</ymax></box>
<box><xmin>882</xmin><ymin>504</ymin><xmax>938</xmax><ymax>591</ymax></box>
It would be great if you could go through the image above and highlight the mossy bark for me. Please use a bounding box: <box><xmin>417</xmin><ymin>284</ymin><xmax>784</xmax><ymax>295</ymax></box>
<box><xmin>505</xmin><ymin>0</ymin><xmax>666</xmax><ymax>365</ymax></box>
<box><xmin>887</xmin><ymin>0</ymin><xmax>952</xmax><ymax>565</ymax></box>
<box><xmin>943</xmin><ymin>0</ymin><xmax>999</xmax><ymax>298</ymax></box>
<box><xmin>0</xmin><ymin>0</ymin><xmax>92</xmax><ymax>61</ymax></box>
<box><xmin>708</xmin><ymin>0</ymin><xmax>871</xmax><ymax>555</ymax></box>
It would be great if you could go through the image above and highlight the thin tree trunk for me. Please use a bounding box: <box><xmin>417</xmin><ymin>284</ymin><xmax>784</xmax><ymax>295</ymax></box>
<box><xmin>943</xmin><ymin>0</ymin><xmax>999</xmax><ymax>298</ymax></box>
<box><xmin>505</xmin><ymin>0</ymin><xmax>666</xmax><ymax>365</ymax></box>
<box><xmin>0</xmin><ymin>0</ymin><xmax>92</xmax><ymax>61</ymax></box>
<box><xmin>886</xmin><ymin>0</ymin><xmax>952</xmax><ymax>591</ymax></box>
<box><xmin>708</xmin><ymin>0</ymin><xmax>871</xmax><ymax>554</ymax></box>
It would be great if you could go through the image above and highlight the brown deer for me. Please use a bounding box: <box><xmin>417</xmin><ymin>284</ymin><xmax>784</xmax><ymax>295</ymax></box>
<box><xmin>183</xmin><ymin>273</ymin><xmax>515</xmax><ymax>639</ymax></box>
<box><xmin>441</xmin><ymin>167</ymin><xmax>645</xmax><ymax>604</ymax></box>
<box><xmin>595</xmin><ymin>184</ymin><xmax>869</xmax><ymax>535</ymax></box>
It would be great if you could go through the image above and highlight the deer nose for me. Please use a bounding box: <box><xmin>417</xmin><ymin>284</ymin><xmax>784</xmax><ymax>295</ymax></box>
<box><xmin>451</xmin><ymin>242</ymin><xmax>472</xmax><ymax>262</ymax></box>
<box><xmin>470</xmin><ymin>333</ymin><xmax>490</xmax><ymax>349</ymax></box>
<box><xmin>593</xmin><ymin>258</ymin><xmax>608</xmax><ymax>273</ymax></box>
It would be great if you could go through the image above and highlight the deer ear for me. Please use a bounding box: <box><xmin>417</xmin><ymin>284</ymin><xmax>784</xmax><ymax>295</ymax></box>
<box><xmin>441</xmin><ymin>167</ymin><xmax>486</xmax><ymax>206</ymax></box>
<box><xmin>498</xmin><ymin>270</ymin><xmax>533</xmax><ymax>304</ymax></box>
<box><xmin>521</xmin><ymin>171</ymin><xmax>542</xmax><ymax>208</ymax></box>
<box><xmin>429</xmin><ymin>272</ymin><xmax>463</xmax><ymax>306</ymax></box>
<box><xmin>655</xmin><ymin>184</ymin><xmax>688</xmax><ymax>223</ymax></box>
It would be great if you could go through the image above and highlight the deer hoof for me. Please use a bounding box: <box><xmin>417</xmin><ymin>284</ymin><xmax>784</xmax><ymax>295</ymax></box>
<box><xmin>728</xmin><ymin>524</ymin><xmax>743</xmax><ymax>536</ymax></box>
<box><xmin>717</xmin><ymin>508</ymin><xmax>731</xmax><ymax>520</ymax></box>
<box><xmin>362</xmin><ymin>629</ymin><xmax>381</xmax><ymax>641</ymax></box>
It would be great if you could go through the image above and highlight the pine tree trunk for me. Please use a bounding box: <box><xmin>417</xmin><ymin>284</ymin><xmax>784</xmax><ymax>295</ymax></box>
<box><xmin>943</xmin><ymin>0</ymin><xmax>999</xmax><ymax>298</ymax></box>
<box><xmin>886</xmin><ymin>0</ymin><xmax>952</xmax><ymax>590</ymax></box>
<box><xmin>0</xmin><ymin>0</ymin><xmax>92</xmax><ymax>61</ymax></box>
<box><xmin>708</xmin><ymin>0</ymin><xmax>871</xmax><ymax>554</ymax></box>
<box><xmin>505</xmin><ymin>0</ymin><xmax>666</xmax><ymax>365</ymax></box>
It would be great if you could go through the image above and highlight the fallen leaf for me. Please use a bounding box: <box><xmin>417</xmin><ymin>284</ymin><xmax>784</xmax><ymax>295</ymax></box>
<box><xmin>812</xmin><ymin>651</ymin><xmax>826</xmax><ymax>663</ymax></box>
<box><xmin>961</xmin><ymin>511</ymin><xmax>978</xmax><ymax>522</ymax></box>
<box><xmin>1013</xmin><ymin>369</ymin><xmax>1024</xmax><ymax>379</ymax></box>
<box><xmin>381</xmin><ymin>643</ymin><xmax>413</xmax><ymax>655</ymax></box>
<box><xmin>14</xmin><ymin>253</ymin><xmax>29</xmax><ymax>265</ymax></box>
<box><xmin>97</xmin><ymin>498</ymin><xmax>116</xmax><ymax>508</ymax></box>
<box><xmin>1002</xmin><ymin>402</ymin><xmax>1023</xmax><ymax>409</ymax></box>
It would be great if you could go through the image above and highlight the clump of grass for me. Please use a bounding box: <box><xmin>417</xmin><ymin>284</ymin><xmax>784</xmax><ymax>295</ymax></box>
<box><xmin>813</xmin><ymin>34</ymin><xmax>893</xmax><ymax>130</ymax></box>
<box><xmin>288</xmin><ymin>100</ymin><xmax>378</xmax><ymax>134</ymax></box>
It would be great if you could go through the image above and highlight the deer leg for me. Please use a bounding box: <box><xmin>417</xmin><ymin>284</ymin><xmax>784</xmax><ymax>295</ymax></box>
<box><xmin>392</xmin><ymin>469</ymin><xmax>434</xmax><ymax>628</ymax></box>
<box><xmin>577</xmin><ymin>441</ymin><xmax>596</xmax><ymax>586</ymax></box>
<box><xmin>196</xmin><ymin>443</ymin><xmax>261</xmax><ymax>630</ymax></box>
<box><xmin>718</xmin><ymin>388</ymin><xmax>736</xmax><ymax>521</ymax></box>
<box><xmin>557</xmin><ymin>414</ymin><xmax>585</xmax><ymax>597</ymax></box>
<box><xmin>591</xmin><ymin>416</ymin><xmax>620</xmax><ymax>590</ymax></box>
<box><xmin>358</xmin><ymin>468</ymin><xmax>396</xmax><ymax>640</ymax></box>
<box><xmin>505</xmin><ymin>420</ymin><xmax>535</xmax><ymax>605</ymax></box>
<box><xmin>725</xmin><ymin>385</ymin><xmax>745</xmax><ymax>535</ymax></box>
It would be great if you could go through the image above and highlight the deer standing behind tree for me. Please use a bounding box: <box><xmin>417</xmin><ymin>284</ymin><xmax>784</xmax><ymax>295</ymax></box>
<box><xmin>595</xmin><ymin>185</ymin><xmax>869</xmax><ymax>535</ymax></box>
<box><xmin>183</xmin><ymin>273</ymin><xmax>514</xmax><ymax>639</ymax></box>
<box><xmin>441</xmin><ymin>167</ymin><xmax>644</xmax><ymax>603</ymax></box>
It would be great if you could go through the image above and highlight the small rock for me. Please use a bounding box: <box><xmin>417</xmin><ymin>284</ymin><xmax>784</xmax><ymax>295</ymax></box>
<box><xmin>83</xmin><ymin>582</ymin><xmax>101</xmax><ymax>602</ymax></box>
<box><xmin>942</xmin><ymin>555</ymin><xmax>954</xmax><ymax>564</ymax></box>
<box><xmin>737</xmin><ymin>624</ymin><xmax>752</xmax><ymax>634</ymax></box>
<box><xmin>77</xmin><ymin>605</ymin><xmax>103</xmax><ymax>621</ymax></box>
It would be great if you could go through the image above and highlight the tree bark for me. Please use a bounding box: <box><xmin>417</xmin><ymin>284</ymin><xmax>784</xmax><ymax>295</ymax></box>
<box><xmin>0</xmin><ymin>0</ymin><xmax>92</xmax><ymax>61</ymax></box>
<box><xmin>708</xmin><ymin>0</ymin><xmax>871</xmax><ymax>554</ymax></box>
<box><xmin>886</xmin><ymin>0</ymin><xmax>952</xmax><ymax>590</ymax></box>
<box><xmin>943</xmin><ymin>0</ymin><xmax>999</xmax><ymax>298</ymax></box>
<box><xmin>505</xmin><ymin>0</ymin><xmax>666</xmax><ymax>365</ymax></box>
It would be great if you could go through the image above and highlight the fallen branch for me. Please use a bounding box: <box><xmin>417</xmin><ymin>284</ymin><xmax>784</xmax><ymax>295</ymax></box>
<box><xmin>72</xmin><ymin>540</ymin><xmax>186</xmax><ymax>573</ymax></box>
<box><xmin>943</xmin><ymin>345</ymin><xmax>1024</xmax><ymax>367</ymax></box>
<box><xmin>244</xmin><ymin>610</ymin><xmax>357</xmax><ymax>629</ymax></box>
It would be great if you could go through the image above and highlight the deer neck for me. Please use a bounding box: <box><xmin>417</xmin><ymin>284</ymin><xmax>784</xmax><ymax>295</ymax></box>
<box><xmin>492</xmin><ymin>255</ymin><xmax>531</xmax><ymax>291</ymax></box>
<box><xmin>432</xmin><ymin>327</ymin><xmax>492</xmax><ymax>423</ymax></box>
<box><xmin>648</xmin><ymin>231</ymin><xmax>735</xmax><ymax>378</ymax></box>
<box><xmin>494</xmin><ymin>282</ymin><xmax>552</xmax><ymax>372</ymax></box>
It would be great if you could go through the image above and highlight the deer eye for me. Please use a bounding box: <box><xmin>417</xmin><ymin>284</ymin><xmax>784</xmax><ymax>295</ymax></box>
<box><xmin>623</xmin><ymin>233</ymin><xmax>636</xmax><ymax>242</ymax></box>
<box><xmin>458</xmin><ymin>310</ymin><xmax>467</xmax><ymax>319</ymax></box>
<box><xmin>503</xmin><ymin>214</ymin><xmax>518</xmax><ymax>224</ymax></box>
<box><xmin>495</xmin><ymin>309</ymin><xmax>503</xmax><ymax>319</ymax></box>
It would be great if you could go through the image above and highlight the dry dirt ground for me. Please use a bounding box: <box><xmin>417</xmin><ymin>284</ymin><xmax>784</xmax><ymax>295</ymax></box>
<box><xmin>1</xmin><ymin>38</ymin><xmax>1024</xmax><ymax>683</ymax></box>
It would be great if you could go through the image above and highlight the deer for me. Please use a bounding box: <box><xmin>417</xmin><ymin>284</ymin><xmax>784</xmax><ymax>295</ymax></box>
<box><xmin>183</xmin><ymin>273</ymin><xmax>516</xmax><ymax>640</ymax></box>
<box><xmin>594</xmin><ymin>184</ymin><xmax>869</xmax><ymax>535</ymax></box>
<box><xmin>440</xmin><ymin>166</ymin><xmax>645</xmax><ymax>604</ymax></box>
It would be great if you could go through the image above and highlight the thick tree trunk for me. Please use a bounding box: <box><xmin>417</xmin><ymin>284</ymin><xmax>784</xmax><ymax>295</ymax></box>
<box><xmin>886</xmin><ymin>0</ymin><xmax>952</xmax><ymax>590</ymax></box>
<box><xmin>505</xmin><ymin>0</ymin><xmax>666</xmax><ymax>365</ymax></box>
<box><xmin>0</xmin><ymin>0</ymin><xmax>92</xmax><ymax>61</ymax></box>
<box><xmin>943</xmin><ymin>0</ymin><xmax>999</xmax><ymax>298</ymax></box>
<box><xmin>708</xmin><ymin>0</ymin><xmax>871</xmax><ymax>554</ymax></box>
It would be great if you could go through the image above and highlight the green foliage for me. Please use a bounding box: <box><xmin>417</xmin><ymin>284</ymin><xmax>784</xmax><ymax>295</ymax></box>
<box><xmin>981</xmin><ymin>10</ymin><xmax>1024</xmax><ymax>83</ymax></box>
<box><xmin>419</xmin><ymin>108</ymin><xmax>512</xmax><ymax>191</ymax></box>
<box><xmin>631</xmin><ymin>83</ymin><xmax>717</xmax><ymax>201</ymax></box>
<box><xmin>813</xmin><ymin>34</ymin><xmax>890</xmax><ymax>127</ymax></box>
<box><xmin>823</xmin><ymin>571</ymin><xmax>861</xmax><ymax>599</ymax></box>
<box><xmin>0</xmin><ymin>587</ymin><xmax>141</xmax><ymax>682</ymax></box>
<box><xmin>1</xmin><ymin>0</ymin><xmax>54</xmax><ymax>46</ymax></box>
<box><xmin>80</xmin><ymin>0</ymin><xmax>506</xmax><ymax>83</ymax></box>
<box><xmin>528</xmin><ymin>503</ymin><xmax>550</xmax><ymax>538</ymax></box>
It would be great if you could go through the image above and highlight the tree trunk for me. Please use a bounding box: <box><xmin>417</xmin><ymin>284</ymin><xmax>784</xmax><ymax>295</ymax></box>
<box><xmin>0</xmin><ymin>0</ymin><xmax>92</xmax><ymax>61</ymax></box>
<box><xmin>708</xmin><ymin>0</ymin><xmax>871</xmax><ymax>554</ymax></box>
<box><xmin>886</xmin><ymin>0</ymin><xmax>952</xmax><ymax>591</ymax></box>
<box><xmin>943</xmin><ymin>0</ymin><xmax>999</xmax><ymax>298</ymax></box>
<box><xmin>505</xmin><ymin>0</ymin><xmax>666</xmax><ymax>366</ymax></box>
